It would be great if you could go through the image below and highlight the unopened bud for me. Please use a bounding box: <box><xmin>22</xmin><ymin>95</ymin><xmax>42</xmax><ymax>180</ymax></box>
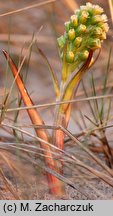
<box><xmin>92</xmin><ymin>27</ymin><xmax>102</xmax><ymax>36</ymax></box>
<box><xmin>66</xmin><ymin>51</ymin><xmax>75</xmax><ymax>63</ymax></box>
<box><xmin>79</xmin><ymin>10</ymin><xmax>89</xmax><ymax>23</ymax></box>
<box><xmin>88</xmin><ymin>38</ymin><xmax>101</xmax><ymax>50</ymax></box>
<box><xmin>65</xmin><ymin>21</ymin><xmax>70</xmax><ymax>32</ymax></box>
<box><xmin>99</xmin><ymin>32</ymin><xmax>106</xmax><ymax>40</ymax></box>
<box><xmin>74</xmin><ymin>9</ymin><xmax>80</xmax><ymax>16</ymax></box>
<box><xmin>101</xmin><ymin>14</ymin><xmax>108</xmax><ymax>22</ymax></box>
<box><xmin>57</xmin><ymin>36</ymin><xmax>66</xmax><ymax>48</ymax></box>
<box><xmin>86</xmin><ymin>2</ymin><xmax>93</xmax><ymax>8</ymax></box>
<box><xmin>68</xmin><ymin>29</ymin><xmax>76</xmax><ymax>41</ymax></box>
<box><xmin>92</xmin><ymin>14</ymin><xmax>108</xmax><ymax>24</ymax></box>
<box><xmin>80</xmin><ymin>5</ymin><xmax>87</xmax><ymax>11</ymax></box>
<box><xmin>85</xmin><ymin>2</ymin><xmax>93</xmax><ymax>13</ymax></box>
<box><xmin>74</xmin><ymin>37</ymin><xmax>82</xmax><ymax>47</ymax></box>
<box><xmin>78</xmin><ymin>24</ymin><xmax>86</xmax><ymax>34</ymax></box>
<box><xmin>71</xmin><ymin>15</ymin><xmax>78</xmax><ymax>27</ymax></box>
<box><xmin>93</xmin><ymin>5</ymin><xmax>104</xmax><ymax>15</ymax></box>
<box><xmin>78</xmin><ymin>50</ymin><xmax>89</xmax><ymax>61</ymax></box>
<box><xmin>99</xmin><ymin>22</ymin><xmax>109</xmax><ymax>32</ymax></box>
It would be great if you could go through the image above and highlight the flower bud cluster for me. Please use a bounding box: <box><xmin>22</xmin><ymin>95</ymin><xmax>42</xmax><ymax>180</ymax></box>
<box><xmin>57</xmin><ymin>2</ymin><xmax>109</xmax><ymax>64</ymax></box>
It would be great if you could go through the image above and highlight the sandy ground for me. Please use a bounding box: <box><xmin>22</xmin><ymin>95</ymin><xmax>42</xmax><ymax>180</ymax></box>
<box><xmin>0</xmin><ymin>143</ymin><xmax>113</xmax><ymax>200</ymax></box>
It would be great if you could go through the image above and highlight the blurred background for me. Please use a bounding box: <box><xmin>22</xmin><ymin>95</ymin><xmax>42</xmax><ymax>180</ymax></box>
<box><xmin>0</xmin><ymin>0</ymin><xmax>112</xmax><ymax>132</ymax></box>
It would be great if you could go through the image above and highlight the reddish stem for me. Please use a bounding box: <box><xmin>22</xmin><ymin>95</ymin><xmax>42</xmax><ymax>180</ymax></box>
<box><xmin>3</xmin><ymin>50</ymin><xmax>64</xmax><ymax>197</ymax></box>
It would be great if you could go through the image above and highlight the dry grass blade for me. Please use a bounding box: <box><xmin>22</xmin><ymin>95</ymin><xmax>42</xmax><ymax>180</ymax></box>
<box><xmin>58</xmin><ymin>148</ymin><xmax>113</xmax><ymax>188</ymax></box>
<box><xmin>68</xmin><ymin>159</ymin><xmax>113</xmax><ymax>188</ymax></box>
<box><xmin>3</xmin><ymin>94</ymin><xmax>113</xmax><ymax>113</ymax></box>
<box><xmin>1</xmin><ymin>123</ymin><xmax>61</xmax><ymax>152</ymax></box>
<box><xmin>33</xmin><ymin>161</ymin><xmax>88</xmax><ymax>198</ymax></box>
<box><xmin>1</xmin><ymin>35</ymin><xmax>36</xmax><ymax>114</ymax></box>
<box><xmin>0</xmin><ymin>169</ymin><xmax>20</xmax><ymax>200</ymax></box>
<box><xmin>84</xmin><ymin>115</ymin><xmax>97</xmax><ymax>127</ymax></box>
<box><xmin>65</xmin><ymin>163</ymin><xmax>107</xmax><ymax>199</ymax></box>
<box><xmin>0</xmin><ymin>152</ymin><xmax>16</xmax><ymax>174</ymax></box>
<box><xmin>61</xmin><ymin>153</ymin><xmax>113</xmax><ymax>188</ymax></box>
<box><xmin>0</xmin><ymin>0</ymin><xmax>56</xmax><ymax>17</ymax></box>
<box><xmin>0</xmin><ymin>34</ymin><xmax>54</xmax><ymax>45</ymax></box>
<box><xmin>60</xmin><ymin>126</ymin><xmax>113</xmax><ymax>177</ymax></box>
<box><xmin>46</xmin><ymin>169</ymin><xmax>88</xmax><ymax>198</ymax></box>
<box><xmin>0</xmin><ymin>149</ymin><xmax>32</xmax><ymax>185</ymax></box>
<box><xmin>1</xmin><ymin>143</ymin><xmax>61</xmax><ymax>160</ymax></box>
<box><xmin>68</xmin><ymin>123</ymin><xmax>113</xmax><ymax>141</ymax></box>
<box><xmin>90</xmin><ymin>69</ymin><xmax>113</xmax><ymax>168</ymax></box>
<box><xmin>89</xmin><ymin>146</ymin><xmax>113</xmax><ymax>155</ymax></box>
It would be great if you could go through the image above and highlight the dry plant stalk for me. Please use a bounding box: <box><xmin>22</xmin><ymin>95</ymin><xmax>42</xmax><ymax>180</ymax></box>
<box><xmin>3</xmin><ymin>51</ymin><xmax>64</xmax><ymax>197</ymax></box>
<box><xmin>3</xmin><ymin>2</ymin><xmax>110</xmax><ymax>196</ymax></box>
<box><xmin>0</xmin><ymin>0</ymin><xmax>56</xmax><ymax>17</ymax></box>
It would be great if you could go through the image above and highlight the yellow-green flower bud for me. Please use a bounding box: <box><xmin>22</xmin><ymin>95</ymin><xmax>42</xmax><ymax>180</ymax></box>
<box><xmin>65</xmin><ymin>21</ymin><xmax>70</xmax><ymax>32</ymax></box>
<box><xmin>84</xmin><ymin>2</ymin><xmax>93</xmax><ymax>14</ymax></box>
<box><xmin>88</xmin><ymin>38</ymin><xmax>101</xmax><ymax>50</ymax></box>
<box><xmin>78</xmin><ymin>50</ymin><xmax>89</xmax><ymax>61</ymax></box>
<box><xmin>93</xmin><ymin>5</ymin><xmax>104</xmax><ymax>15</ymax></box>
<box><xmin>99</xmin><ymin>32</ymin><xmax>106</xmax><ymax>40</ymax></box>
<box><xmin>78</xmin><ymin>24</ymin><xmax>86</xmax><ymax>34</ymax></box>
<box><xmin>80</xmin><ymin>3</ymin><xmax>92</xmax><ymax>12</ymax></box>
<box><xmin>70</xmin><ymin>15</ymin><xmax>78</xmax><ymax>27</ymax></box>
<box><xmin>79</xmin><ymin>10</ymin><xmax>89</xmax><ymax>23</ymax></box>
<box><xmin>92</xmin><ymin>14</ymin><xmax>108</xmax><ymax>24</ymax></box>
<box><xmin>57</xmin><ymin>35</ymin><xmax>66</xmax><ymax>48</ymax></box>
<box><xmin>86</xmin><ymin>2</ymin><xmax>93</xmax><ymax>8</ymax></box>
<box><xmin>66</xmin><ymin>51</ymin><xmax>75</xmax><ymax>63</ymax></box>
<box><xmin>74</xmin><ymin>9</ymin><xmax>80</xmax><ymax>16</ymax></box>
<box><xmin>91</xmin><ymin>15</ymin><xmax>102</xmax><ymax>24</ymax></box>
<box><xmin>80</xmin><ymin>5</ymin><xmax>87</xmax><ymax>11</ymax></box>
<box><xmin>58</xmin><ymin>2</ymin><xmax>109</xmax><ymax>67</ymax></box>
<box><xmin>92</xmin><ymin>27</ymin><xmax>103</xmax><ymax>36</ymax></box>
<box><xmin>68</xmin><ymin>29</ymin><xmax>76</xmax><ymax>41</ymax></box>
<box><xmin>99</xmin><ymin>23</ymin><xmax>109</xmax><ymax>32</ymax></box>
<box><xmin>74</xmin><ymin>37</ymin><xmax>82</xmax><ymax>47</ymax></box>
<box><xmin>101</xmin><ymin>14</ymin><xmax>108</xmax><ymax>22</ymax></box>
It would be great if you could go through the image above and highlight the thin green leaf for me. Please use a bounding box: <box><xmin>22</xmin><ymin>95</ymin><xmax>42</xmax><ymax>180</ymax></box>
<box><xmin>90</xmin><ymin>73</ymin><xmax>100</xmax><ymax>122</ymax></box>
<box><xmin>36</xmin><ymin>45</ymin><xmax>60</xmax><ymax>98</ymax></box>
<box><xmin>82</xmin><ymin>80</ymin><xmax>97</xmax><ymax>123</ymax></box>
<box><xmin>105</xmin><ymin>95</ymin><xmax>112</xmax><ymax>126</ymax></box>
<box><xmin>100</xmin><ymin>48</ymin><xmax>112</xmax><ymax>121</ymax></box>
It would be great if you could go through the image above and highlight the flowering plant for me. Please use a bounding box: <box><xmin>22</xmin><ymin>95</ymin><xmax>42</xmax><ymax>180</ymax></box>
<box><xmin>54</xmin><ymin>2</ymin><xmax>109</xmax><ymax>152</ymax></box>
<box><xmin>58</xmin><ymin>2</ymin><xmax>108</xmax><ymax>68</ymax></box>
<box><xmin>3</xmin><ymin>2</ymin><xmax>109</xmax><ymax>197</ymax></box>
